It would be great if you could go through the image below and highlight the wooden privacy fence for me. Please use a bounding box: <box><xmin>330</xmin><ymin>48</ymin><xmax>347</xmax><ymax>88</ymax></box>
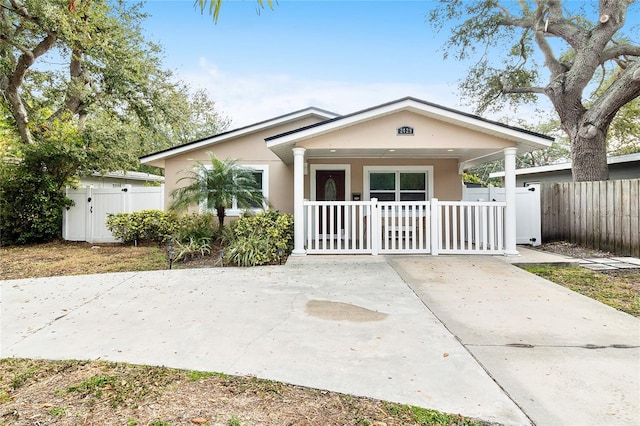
<box><xmin>540</xmin><ymin>179</ymin><xmax>640</xmax><ymax>257</ymax></box>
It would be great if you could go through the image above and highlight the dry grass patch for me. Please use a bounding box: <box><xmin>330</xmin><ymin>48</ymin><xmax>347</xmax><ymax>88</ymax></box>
<box><xmin>0</xmin><ymin>241</ymin><xmax>167</xmax><ymax>280</ymax></box>
<box><xmin>0</xmin><ymin>359</ymin><xmax>485</xmax><ymax>426</ymax></box>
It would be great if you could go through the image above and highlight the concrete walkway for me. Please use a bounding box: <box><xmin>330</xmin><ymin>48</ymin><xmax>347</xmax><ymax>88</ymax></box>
<box><xmin>2</xmin><ymin>252</ymin><xmax>639</xmax><ymax>425</ymax></box>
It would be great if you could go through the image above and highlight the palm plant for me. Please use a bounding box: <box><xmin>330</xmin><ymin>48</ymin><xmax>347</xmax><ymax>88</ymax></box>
<box><xmin>170</xmin><ymin>154</ymin><xmax>266</xmax><ymax>228</ymax></box>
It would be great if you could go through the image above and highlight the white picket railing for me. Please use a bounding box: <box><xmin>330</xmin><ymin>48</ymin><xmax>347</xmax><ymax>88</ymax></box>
<box><xmin>304</xmin><ymin>201</ymin><xmax>375</xmax><ymax>254</ymax></box>
<box><xmin>303</xmin><ymin>198</ymin><xmax>505</xmax><ymax>255</ymax></box>
<box><xmin>436</xmin><ymin>201</ymin><xmax>506</xmax><ymax>254</ymax></box>
<box><xmin>378</xmin><ymin>201</ymin><xmax>431</xmax><ymax>254</ymax></box>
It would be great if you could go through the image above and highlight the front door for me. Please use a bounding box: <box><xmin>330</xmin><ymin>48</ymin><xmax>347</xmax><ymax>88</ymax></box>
<box><xmin>316</xmin><ymin>170</ymin><xmax>345</xmax><ymax>235</ymax></box>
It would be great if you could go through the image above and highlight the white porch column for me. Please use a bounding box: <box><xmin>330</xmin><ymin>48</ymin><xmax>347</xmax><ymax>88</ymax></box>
<box><xmin>504</xmin><ymin>147</ymin><xmax>519</xmax><ymax>256</ymax></box>
<box><xmin>292</xmin><ymin>147</ymin><xmax>307</xmax><ymax>256</ymax></box>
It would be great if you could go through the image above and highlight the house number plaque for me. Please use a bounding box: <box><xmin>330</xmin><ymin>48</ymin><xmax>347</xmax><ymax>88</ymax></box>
<box><xmin>397</xmin><ymin>126</ymin><xmax>414</xmax><ymax>135</ymax></box>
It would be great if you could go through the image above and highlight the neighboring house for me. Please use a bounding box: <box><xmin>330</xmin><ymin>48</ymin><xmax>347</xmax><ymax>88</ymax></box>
<box><xmin>78</xmin><ymin>171</ymin><xmax>164</xmax><ymax>188</ymax></box>
<box><xmin>141</xmin><ymin>97</ymin><xmax>552</xmax><ymax>256</ymax></box>
<box><xmin>489</xmin><ymin>152</ymin><xmax>640</xmax><ymax>186</ymax></box>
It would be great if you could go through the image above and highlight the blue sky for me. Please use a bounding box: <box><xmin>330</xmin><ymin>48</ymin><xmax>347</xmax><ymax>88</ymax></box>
<box><xmin>138</xmin><ymin>1</ymin><xmax>638</xmax><ymax>128</ymax></box>
<box><xmin>139</xmin><ymin>0</ymin><xmax>473</xmax><ymax>126</ymax></box>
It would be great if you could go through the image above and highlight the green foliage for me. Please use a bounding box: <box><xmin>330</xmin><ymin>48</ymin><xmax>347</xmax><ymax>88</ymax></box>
<box><xmin>170</xmin><ymin>154</ymin><xmax>266</xmax><ymax>228</ymax></box>
<box><xmin>106</xmin><ymin>210</ymin><xmax>179</xmax><ymax>244</ymax></box>
<box><xmin>48</xmin><ymin>407</ymin><xmax>66</xmax><ymax>416</ymax></box>
<box><xmin>174</xmin><ymin>237</ymin><xmax>212</xmax><ymax>261</ymax></box>
<box><xmin>429</xmin><ymin>0</ymin><xmax>639</xmax><ymax>181</ymax></box>
<box><xmin>174</xmin><ymin>212</ymin><xmax>220</xmax><ymax>243</ymax></box>
<box><xmin>197</xmin><ymin>0</ymin><xmax>275</xmax><ymax>23</ymax></box>
<box><xmin>224</xmin><ymin>234</ymin><xmax>271</xmax><ymax>267</ymax></box>
<box><xmin>224</xmin><ymin>210</ymin><xmax>293</xmax><ymax>266</ymax></box>
<box><xmin>186</xmin><ymin>370</ymin><xmax>228</xmax><ymax>381</ymax></box>
<box><xmin>0</xmin><ymin>139</ymin><xmax>80</xmax><ymax>245</ymax></box>
<box><xmin>67</xmin><ymin>375</ymin><xmax>116</xmax><ymax>399</ymax></box>
<box><xmin>381</xmin><ymin>402</ymin><xmax>481</xmax><ymax>426</ymax></box>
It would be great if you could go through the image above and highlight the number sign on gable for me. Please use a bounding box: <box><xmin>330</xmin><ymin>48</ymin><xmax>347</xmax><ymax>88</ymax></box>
<box><xmin>397</xmin><ymin>126</ymin><xmax>414</xmax><ymax>136</ymax></box>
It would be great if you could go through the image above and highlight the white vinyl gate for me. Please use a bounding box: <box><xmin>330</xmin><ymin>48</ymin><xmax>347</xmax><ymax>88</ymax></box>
<box><xmin>463</xmin><ymin>184</ymin><xmax>541</xmax><ymax>246</ymax></box>
<box><xmin>63</xmin><ymin>185</ymin><xmax>164</xmax><ymax>243</ymax></box>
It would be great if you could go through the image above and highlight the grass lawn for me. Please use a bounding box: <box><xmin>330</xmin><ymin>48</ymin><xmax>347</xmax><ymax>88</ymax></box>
<box><xmin>520</xmin><ymin>265</ymin><xmax>640</xmax><ymax>318</ymax></box>
<box><xmin>0</xmin><ymin>358</ymin><xmax>483</xmax><ymax>426</ymax></box>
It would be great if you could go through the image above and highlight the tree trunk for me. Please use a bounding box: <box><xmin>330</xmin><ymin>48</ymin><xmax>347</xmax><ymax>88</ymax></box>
<box><xmin>570</xmin><ymin>127</ymin><xmax>609</xmax><ymax>182</ymax></box>
<box><xmin>216</xmin><ymin>206</ymin><xmax>226</xmax><ymax>228</ymax></box>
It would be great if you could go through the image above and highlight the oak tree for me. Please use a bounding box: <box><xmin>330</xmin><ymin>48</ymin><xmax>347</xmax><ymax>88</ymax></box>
<box><xmin>429</xmin><ymin>0</ymin><xmax>640</xmax><ymax>181</ymax></box>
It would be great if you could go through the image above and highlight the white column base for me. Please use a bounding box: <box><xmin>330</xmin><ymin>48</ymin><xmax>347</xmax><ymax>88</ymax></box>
<box><xmin>290</xmin><ymin>250</ymin><xmax>307</xmax><ymax>257</ymax></box>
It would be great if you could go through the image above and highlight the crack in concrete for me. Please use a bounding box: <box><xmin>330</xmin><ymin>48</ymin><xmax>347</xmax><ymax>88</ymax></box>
<box><xmin>466</xmin><ymin>343</ymin><xmax>640</xmax><ymax>349</ymax></box>
<box><xmin>5</xmin><ymin>273</ymin><xmax>141</xmax><ymax>352</ymax></box>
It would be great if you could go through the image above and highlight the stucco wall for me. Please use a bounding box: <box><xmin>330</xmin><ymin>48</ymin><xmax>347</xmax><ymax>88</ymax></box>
<box><xmin>298</xmin><ymin>111</ymin><xmax>513</xmax><ymax>150</ymax></box>
<box><xmin>162</xmin><ymin>116</ymin><xmax>323</xmax><ymax>214</ymax></box>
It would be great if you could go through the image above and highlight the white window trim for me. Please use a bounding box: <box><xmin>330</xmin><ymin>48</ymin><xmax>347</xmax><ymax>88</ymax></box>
<box><xmin>310</xmin><ymin>164</ymin><xmax>351</xmax><ymax>201</ymax></box>
<box><xmin>200</xmin><ymin>164</ymin><xmax>269</xmax><ymax>216</ymax></box>
<box><xmin>363</xmin><ymin>165</ymin><xmax>434</xmax><ymax>201</ymax></box>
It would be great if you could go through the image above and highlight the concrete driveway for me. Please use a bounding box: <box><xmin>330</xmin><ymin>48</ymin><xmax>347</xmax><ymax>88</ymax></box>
<box><xmin>2</xmin><ymin>254</ymin><xmax>639</xmax><ymax>425</ymax></box>
<box><xmin>387</xmin><ymin>255</ymin><xmax>640</xmax><ymax>426</ymax></box>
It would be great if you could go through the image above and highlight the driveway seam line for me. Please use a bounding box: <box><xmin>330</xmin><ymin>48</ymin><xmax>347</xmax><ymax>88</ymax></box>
<box><xmin>4</xmin><ymin>272</ymin><xmax>141</xmax><ymax>352</ymax></box>
<box><xmin>384</xmin><ymin>256</ymin><xmax>536</xmax><ymax>426</ymax></box>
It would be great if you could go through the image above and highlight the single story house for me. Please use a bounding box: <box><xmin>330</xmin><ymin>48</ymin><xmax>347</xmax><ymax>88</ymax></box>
<box><xmin>489</xmin><ymin>152</ymin><xmax>640</xmax><ymax>186</ymax></box>
<box><xmin>141</xmin><ymin>97</ymin><xmax>552</xmax><ymax>256</ymax></box>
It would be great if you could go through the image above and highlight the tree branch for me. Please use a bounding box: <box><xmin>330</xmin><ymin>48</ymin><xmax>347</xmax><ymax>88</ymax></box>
<box><xmin>4</xmin><ymin>32</ymin><xmax>57</xmax><ymax>144</ymax></box>
<box><xmin>541</xmin><ymin>0</ymin><xmax>588</xmax><ymax>49</ymax></box>
<box><xmin>534</xmin><ymin>28</ymin><xmax>566</xmax><ymax>75</ymax></box>
<box><xmin>503</xmin><ymin>86</ymin><xmax>547</xmax><ymax>94</ymax></box>
<box><xmin>600</xmin><ymin>44</ymin><xmax>640</xmax><ymax>64</ymax></box>
<box><xmin>585</xmin><ymin>60</ymin><xmax>640</xmax><ymax>128</ymax></box>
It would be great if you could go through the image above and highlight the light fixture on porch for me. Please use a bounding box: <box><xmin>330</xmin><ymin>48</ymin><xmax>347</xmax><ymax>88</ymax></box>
<box><xmin>330</xmin><ymin>149</ymin><xmax>336</xmax><ymax>153</ymax></box>
<box><xmin>388</xmin><ymin>149</ymin><xmax>396</xmax><ymax>152</ymax></box>
<box><xmin>447</xmin><ymin>149</ymin><xmax>454</xmax><ymax>152</ymax></box>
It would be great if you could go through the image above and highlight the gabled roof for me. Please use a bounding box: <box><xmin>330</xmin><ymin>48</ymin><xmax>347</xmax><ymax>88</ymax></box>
<box><xmin>489</xmin><ymin>152</ymin><xmax>640</xmax><ymax>178</ymax></box>
<box><xmin>140</xmin><ymin>107</ymin><xmax>339</xmax><ymax>168</ymax></box>
<box><xmin>264</xmin><ymin>97</ymin><xmax>553</xmax><ymax>167</ymax></box>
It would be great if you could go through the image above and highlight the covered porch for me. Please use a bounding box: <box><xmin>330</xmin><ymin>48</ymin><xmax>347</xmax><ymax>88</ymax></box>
<box><xmin>264</xmin><ymin>97</ymin><xmax>552</xmax><ymax>256</ymax></box>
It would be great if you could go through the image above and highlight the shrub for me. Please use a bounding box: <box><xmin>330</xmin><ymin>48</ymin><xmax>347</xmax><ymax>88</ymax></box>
<box><xmin>224</xmin><ymin>210</ymin><xmax>293</xmax><ymax>266</ymax></box>
<box><xmin>174</xmin><ymin>237</ymin><xmax>212</xmax><ymax>261</ymax></box>
<box><xmin>174</xmin><ymin>212</ymin><xmax>219</xmax><ymax>243</ymax></box>
<box><xmin>106</xmin><ymin>210</ymin><xmax>178</xmax><ymax>244</ymax></box>
<box><xmin>0</xmin><ymin>142</ymin><xmax>77</xmax><ymax>245</ymax></box>
<box><xmin>225</xmin><ymin>234</ymin><xmax>271</xmax><ymax>267</ymax></box>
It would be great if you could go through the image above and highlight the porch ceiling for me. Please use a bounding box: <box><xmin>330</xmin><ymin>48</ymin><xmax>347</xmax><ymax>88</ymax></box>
<box><xmin>284</xmin><ymin>146</ymin><xmax>516</xmax><ymax>172</ymax></box>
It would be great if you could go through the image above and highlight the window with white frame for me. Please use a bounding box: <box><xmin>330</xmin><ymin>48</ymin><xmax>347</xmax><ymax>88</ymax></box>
<box><xmin>203</xmin><ymin>164</ymin><xmax>269</xmax><ymax>215</ymax></box>
<box><xmin>364</xmin><ymin>166</ymin><xmax>433</xmax><ymax>201</ymax></box>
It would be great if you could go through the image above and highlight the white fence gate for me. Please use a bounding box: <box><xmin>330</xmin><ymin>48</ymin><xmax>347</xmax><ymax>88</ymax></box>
<box><xmin>63</xmin><ymin>185</ymin><xmax>164</xmax><ymax>243</ymax></box>
<box><xmin>463</xmin><ymin>184</ymin><xmax>541</xmax><ymax>246</ymax></box>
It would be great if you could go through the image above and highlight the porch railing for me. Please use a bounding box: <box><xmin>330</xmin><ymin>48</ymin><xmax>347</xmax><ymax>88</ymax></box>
<box><xmin>304</xmin><ymin>201</ymin><xmax>374</xmax><ymax>254</ymax></box>
<box><xmin>303</xmin><ymin>198</ymin><xmax>506</xmax><ymax>255</ymax></box>
<box><xmin>436</xmin><ymin>201</ymin><xmax>506</xmax><ymax>255</ymax></box>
